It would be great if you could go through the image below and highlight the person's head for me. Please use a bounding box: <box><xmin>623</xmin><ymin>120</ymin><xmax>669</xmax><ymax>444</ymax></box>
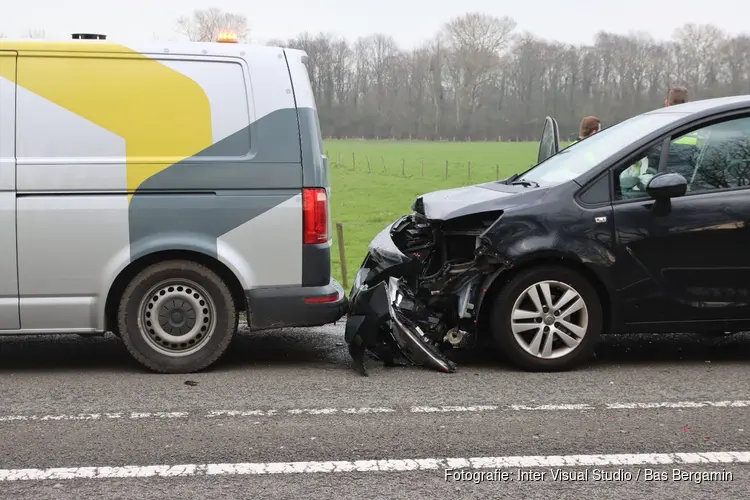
<box><xmin>579</xmin><ymin>116</ymin><xmax>601</xmax><ymax>139</ymax></box>
<box><xmin>666</xmin><ymin>86</ymin><xmax>688</xmax><ymax>106</ymax></box>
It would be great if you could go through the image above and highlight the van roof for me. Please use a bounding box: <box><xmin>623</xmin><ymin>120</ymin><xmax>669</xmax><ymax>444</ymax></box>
<box><xmin>0</xmin><ymin>38</ymin><xmax>306</xmax><ymax>59</ymax></box>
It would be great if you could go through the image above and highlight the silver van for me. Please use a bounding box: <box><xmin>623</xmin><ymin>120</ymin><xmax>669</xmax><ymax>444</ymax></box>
<box><xmin>0</xmin><ymin>33</ymin><xmax>347</xmax><ymax>372</ymax></box>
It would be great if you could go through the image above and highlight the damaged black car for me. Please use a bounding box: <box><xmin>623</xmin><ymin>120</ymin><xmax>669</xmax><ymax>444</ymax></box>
<box><xmin>345</xmin><ymin>97</ymin><xmax>750</xmax><ymax>374</ymax></box>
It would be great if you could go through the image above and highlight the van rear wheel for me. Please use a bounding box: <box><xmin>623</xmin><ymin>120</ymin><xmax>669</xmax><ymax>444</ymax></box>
<box><xmin>117</xmin><ymin>260</ymin><xmax>238</xmax><ymax>373</ymax></box>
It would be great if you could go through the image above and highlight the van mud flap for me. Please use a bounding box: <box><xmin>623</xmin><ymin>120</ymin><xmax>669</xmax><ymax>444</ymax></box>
<box><xmin>345</xmin><ymin>277</ymin><xmax>456</xmax><ymax>376</ymax></box>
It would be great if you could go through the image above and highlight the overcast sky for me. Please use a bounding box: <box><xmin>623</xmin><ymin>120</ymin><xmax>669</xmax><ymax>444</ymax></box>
<box><xmin>2</xmin><ymin>0</ymin><xmax>749</xmax><ymax>47</ymax></box>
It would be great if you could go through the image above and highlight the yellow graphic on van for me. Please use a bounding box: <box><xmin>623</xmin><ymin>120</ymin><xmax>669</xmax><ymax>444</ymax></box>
<box><xmin>0</xmin><ymin>42</ymin><xmax>213</xmax><ymax>200</ymax></box>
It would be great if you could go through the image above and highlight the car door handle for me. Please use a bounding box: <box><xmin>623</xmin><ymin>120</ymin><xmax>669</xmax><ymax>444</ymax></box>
<box><xmin>594</xmin><ymin>216</ymin><xmax>607</xmax><ymax>223</ymax></box>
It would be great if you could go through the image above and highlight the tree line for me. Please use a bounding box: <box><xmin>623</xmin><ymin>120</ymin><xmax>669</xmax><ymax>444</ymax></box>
<box><xmin>265</xmin><ymin>17</ymin><xmax>750</xmax><ymax>141</ymax></box>
<box><xmin>6</xmin><ymin>9</ymin><xmax>750</xmax><ymax>141</ymax></box>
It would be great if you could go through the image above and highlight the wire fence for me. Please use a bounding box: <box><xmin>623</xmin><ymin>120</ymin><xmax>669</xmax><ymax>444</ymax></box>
<box><xmin>325</xmin><ymin>150</ymin><xmax>532</xmax><ymax>182</ymax></box>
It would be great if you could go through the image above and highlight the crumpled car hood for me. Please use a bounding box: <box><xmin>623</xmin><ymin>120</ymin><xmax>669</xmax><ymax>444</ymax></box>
<box><xmin>414</xmin><ymin>182</ymin><xmax>549</xmax><ymax>221</ymax></box>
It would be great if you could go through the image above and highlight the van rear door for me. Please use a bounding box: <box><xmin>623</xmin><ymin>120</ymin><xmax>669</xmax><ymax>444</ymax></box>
<box><xmin>283</xmin><ymin>49</ymin><xmax>328</xmax><ymax>190</ymax></box>
<box><xmin>284</xmin><ymin>48</ymin><xmax>333</xmax><ymax>288</ymax></box>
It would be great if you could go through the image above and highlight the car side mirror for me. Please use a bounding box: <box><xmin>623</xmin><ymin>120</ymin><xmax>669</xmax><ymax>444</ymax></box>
<box><xmin>646</xmin><ymin>172</ymin><xmax>687</xmax><ymax>199</ymax></box>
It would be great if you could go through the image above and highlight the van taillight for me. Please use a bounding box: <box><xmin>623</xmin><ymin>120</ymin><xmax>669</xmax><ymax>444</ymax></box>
<box><xmin>302</xmin><ymin>188</ymin><xmax>328</xmax><ymax>244</ymax></box>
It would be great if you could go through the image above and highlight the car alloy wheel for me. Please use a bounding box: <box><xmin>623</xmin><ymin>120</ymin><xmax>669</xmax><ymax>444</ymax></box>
<box><xmin>510</xmin><ymin>280</ymin><xmax>589</xmax><ymax>360</ymax></box>
<box><xmin>489</xmin><ymin>265</ymin><xmax>602</xmax><ymax>372</ymax></box>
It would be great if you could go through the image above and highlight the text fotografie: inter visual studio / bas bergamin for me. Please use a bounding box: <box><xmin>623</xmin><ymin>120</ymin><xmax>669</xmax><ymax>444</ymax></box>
<box><xmin>444</xmin><ymin>468</ymin><xmax>734</xmax><ymax>483</ymax></box>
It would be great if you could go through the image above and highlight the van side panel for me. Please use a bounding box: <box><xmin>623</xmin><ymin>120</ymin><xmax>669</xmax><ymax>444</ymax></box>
<box><xmin>284</xmin><ymin>49</ymin><xmax>332</xmax><ymax>287</ymax></box>
<box><xmin>0</xmin><ymin>51</ymin><xmax>20</xmax><ymax>330</ymax></box>
<box><xmin>129</xmin><ymin>52</ymin><xmax>303</xmax><ymax>291</ymax></box>
<box><xmin>10</xmin><ymin>42</ymin><xmax>303</xmax><ymax>331</ymax></box>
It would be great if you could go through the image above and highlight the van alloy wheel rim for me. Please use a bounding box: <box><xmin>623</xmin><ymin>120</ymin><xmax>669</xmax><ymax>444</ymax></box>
<box><xmin>509</xmin><ymin>280</ymin><xmax>589</xmax><ymax>360</ymax></box>
<box><xmin>137</xmin><ymin>279</ymin><xmax>217</xmax><ymax>357</ymax></box>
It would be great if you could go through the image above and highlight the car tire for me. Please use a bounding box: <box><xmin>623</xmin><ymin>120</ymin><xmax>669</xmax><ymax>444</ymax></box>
<box><xmin>116</xmin><ymin>259</ymin><xmax>238</xmax><ymax>373</ymax></box>
<box><xmin>489</xmin><ymin>265</ymin><xmax>602</xmax><ymax>372</ymax></box>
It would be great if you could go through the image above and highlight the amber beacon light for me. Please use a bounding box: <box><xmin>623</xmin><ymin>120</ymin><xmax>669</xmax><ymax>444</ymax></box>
<box><xmin>216</xmin><ymin>31</ymin><xmax>238</xmax><ymax>43</ymax></box>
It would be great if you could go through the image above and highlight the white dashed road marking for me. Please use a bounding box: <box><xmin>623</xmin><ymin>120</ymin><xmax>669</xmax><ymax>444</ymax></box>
<box><xmin>0</xmin><ymin>411</ymin><xmax>191</xmax><ymax>422</ymax></box>
<box><xmin>0</xmin><ymin>399</ymin><xmax>747</xmax><ymax>423</ymax></box>
<box><xmin>1</xmin><ymin>451</ymin><xmax>748</xmax><ymax>481</ymax></box>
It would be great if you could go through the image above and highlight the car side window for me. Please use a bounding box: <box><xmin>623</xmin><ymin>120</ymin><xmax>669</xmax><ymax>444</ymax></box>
<box><xmin>666</xmin><ymin>116</ymin><xmax>750</xmax><ymax>193</ymax></box>
<box><xmin>613</xmin><ymin>144</ymin><xmax>662</xmax><ymax>201</ymax></box>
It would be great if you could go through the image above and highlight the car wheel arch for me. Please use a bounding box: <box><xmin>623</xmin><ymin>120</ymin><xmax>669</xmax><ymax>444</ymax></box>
<box><xmin>475</xmin><ymin>252</ymin><xmax>614</xmax><ymax>337</ymax></box>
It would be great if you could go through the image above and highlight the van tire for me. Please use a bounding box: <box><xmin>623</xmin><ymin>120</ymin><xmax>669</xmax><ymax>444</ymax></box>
<box><xmin>116</xmin><ymin>260</ymin><xmax>238</xmax><ymax>373</ymax></box>
<box><xmin>489</xmin><ymin>266</ymin><xmax>602</xmax><ymax>372</ymax></box>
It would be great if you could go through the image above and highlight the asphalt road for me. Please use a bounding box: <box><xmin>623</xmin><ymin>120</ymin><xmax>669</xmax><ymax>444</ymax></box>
<box><xmin>0</xmin><ymin>323</ymin><xmax>748</xmax><ymax>499</ymax></box>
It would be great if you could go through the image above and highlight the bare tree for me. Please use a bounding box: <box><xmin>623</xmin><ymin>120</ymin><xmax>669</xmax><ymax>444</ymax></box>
<box><xmin>425</xmin><ymin>35</ymin><xmax>445</xmax><ymax>137</ymax></box>
<box><xmin>176</xmin><ymin>8</ymin><xmax>248</xmax><ymax>42</ymax></box>
<box><xmin>673</xmin><ymin>24</ymin><xmax>726</xmax><ymax>98</ymax></box>
<box><xmin>441</xmin><ymin>13</ymin><xmax>516</xmax><ymax>137</ymax></box>
<box><xmin>720</xmin><ymin>36</ymin><xmax>750</xmax><ymax>94</ymax></box>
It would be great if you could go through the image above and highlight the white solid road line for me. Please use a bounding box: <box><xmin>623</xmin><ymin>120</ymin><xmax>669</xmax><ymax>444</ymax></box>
<box><xmin>0</xmin><ymin>399</ymin><xmax>748</xmax><ymax>423</ymax></box>
<box><xmin>1</xmin><ymin>452</ymin><xmax>748</xmax><ymax>482</ymax></box>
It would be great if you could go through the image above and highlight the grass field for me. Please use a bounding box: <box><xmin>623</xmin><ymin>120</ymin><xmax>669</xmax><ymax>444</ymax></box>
<box><xmin>325</xmin><ymin>139</ymin><xmax>547</xmax><ymax>289</ymax></box>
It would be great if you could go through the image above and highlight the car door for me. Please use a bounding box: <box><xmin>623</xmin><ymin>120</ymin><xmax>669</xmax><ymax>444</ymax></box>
<box><xmin>537</xmin><ymin>116</ymin><xmax>560</xmax><ymax>164</ymax></box>
<box><xmin>0</xmin><ymin>51</ymin><xmax>20</xmax><ymax>330</ymax></box>
<box><xmin>611</xmin><ymin>113</ymin><xmax>750</xmax><ymax>330</ymax></box>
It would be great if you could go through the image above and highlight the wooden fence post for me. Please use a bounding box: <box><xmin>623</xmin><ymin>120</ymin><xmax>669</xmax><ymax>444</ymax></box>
<box><xmin>445</xmin><ymin>160</ymin><xmax>448</xmax><ymax>179</ymax></box>
<box><xmin>366</xmin><ymin>156</ymin><xmax>371</xmax><ymax>172</ymax></box>
<box><xmin>496</xmin><ymin>164</ymin><xmax>499</xmax><ymax>180</ymax></box>
<box><xmin>381</xmin><ymin>156</ymin><xmax>386</xmax><ymax>172</ymax></box>
<box><xmin>402</xmin><ymin>159</ymin><xmax>405</xmax><ymax>177</ymax></box>
<box><xmin>336</xmin><ymin>222</ymin><xmax>348</xmax><ymax>291</ymax></box>
<box><xmin>421</xmin><ymin>159</ymin><xmax>424</xmax><ymax>176</ymax></box>
<box><xmin>352</xmin><ymin>152</ymin><xmax>356</xmax><ymax>169</ymax></box>
<box><xmin>468</xmin><ymin>161</ymin><xmax>471</xmax><ymax>181</ymax></box>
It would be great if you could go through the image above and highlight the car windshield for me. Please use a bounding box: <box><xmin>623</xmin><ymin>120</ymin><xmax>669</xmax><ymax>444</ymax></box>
<box><xmin>520</xmin><ymin>112</ymin><xmax>686</xmax><ymax>185</ymax></box>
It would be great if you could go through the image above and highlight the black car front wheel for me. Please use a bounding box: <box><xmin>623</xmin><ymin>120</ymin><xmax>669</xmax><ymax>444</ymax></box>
<box><xmin>490</xmin><ymin>266</ymin><xmax>602</xmax><ymax>371</ymax></box>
